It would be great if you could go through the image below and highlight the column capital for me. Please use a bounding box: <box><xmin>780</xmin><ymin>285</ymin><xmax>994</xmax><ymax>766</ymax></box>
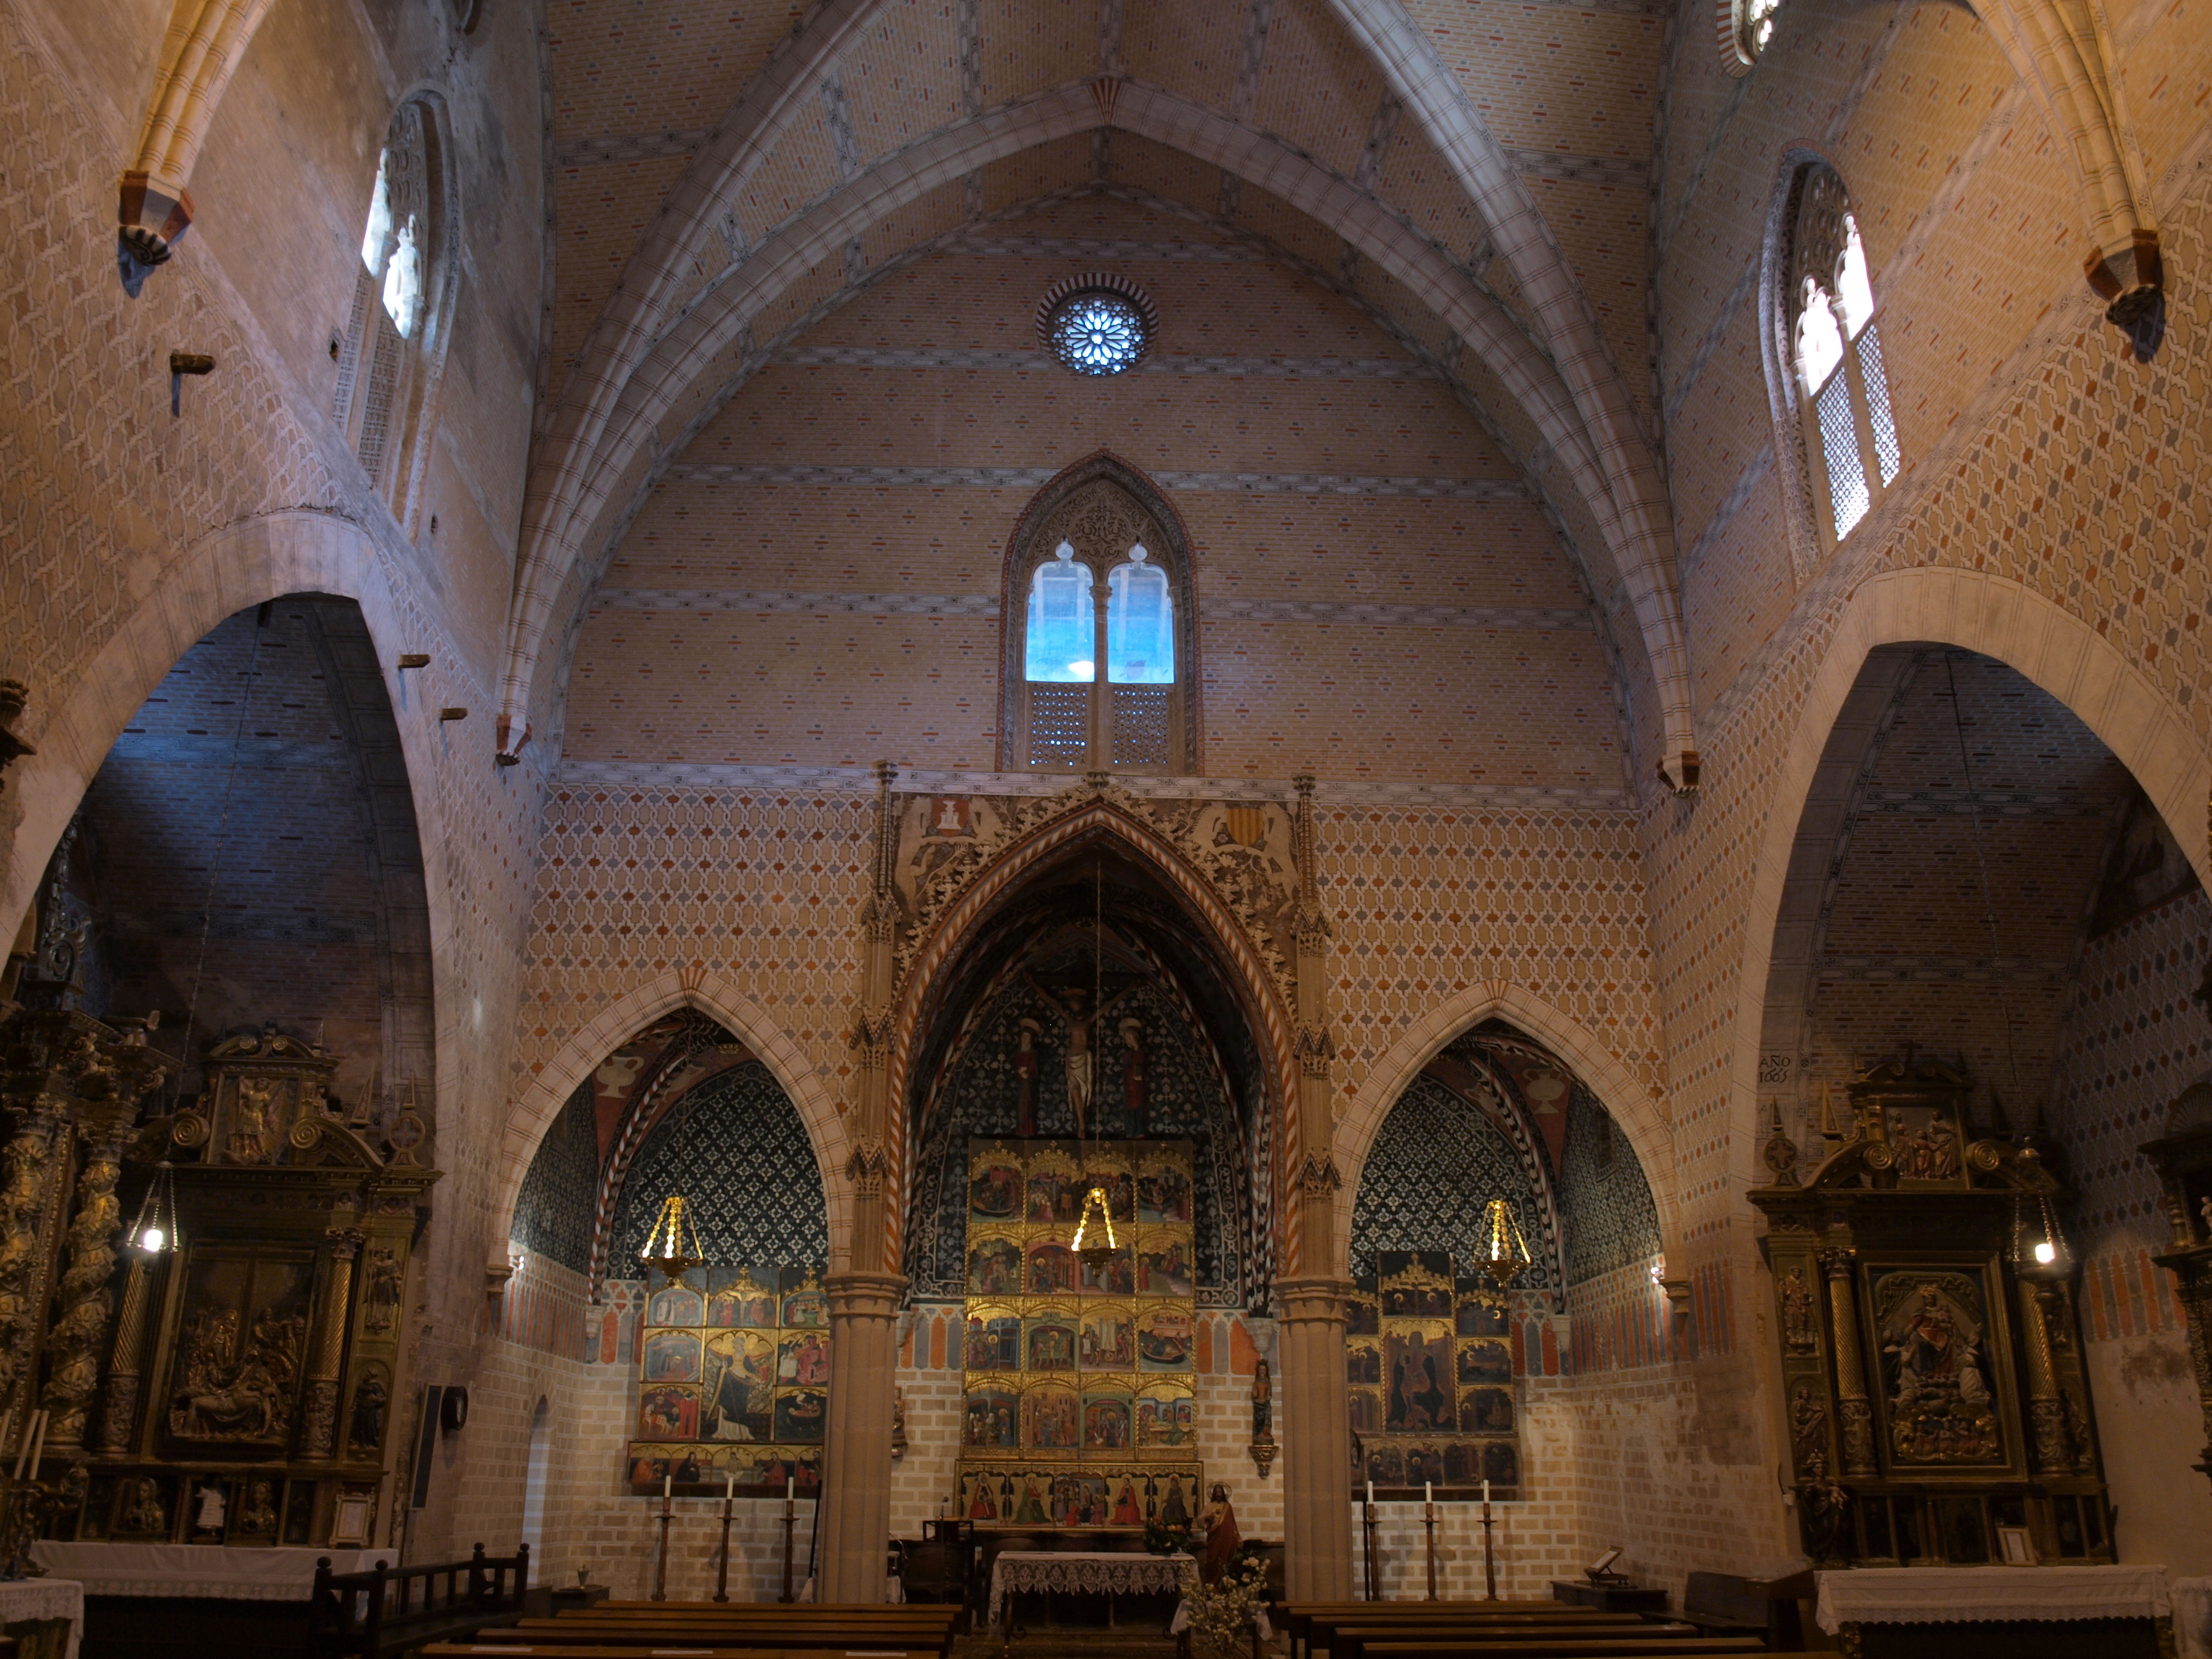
<box><xmin>824</xmin><ymin>1270</ymin><xmax>908</xmax><ymax>1322</ymax></box>
<box><xmin>1275</xmin><ymin>1274</ymin><xmax>1354</xmax><ymax>1325</ymax></box>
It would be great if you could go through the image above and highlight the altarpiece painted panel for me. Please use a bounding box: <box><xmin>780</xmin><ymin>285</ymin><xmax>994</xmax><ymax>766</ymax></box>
<box><xmin>958</xmin><ymin>1138</ymin><xmax>1200</xmax><ymax>1529</ymax></box>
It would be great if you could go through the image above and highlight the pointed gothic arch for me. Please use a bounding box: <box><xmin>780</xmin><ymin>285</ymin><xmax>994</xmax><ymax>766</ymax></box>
<box><xmin>488</xmin><ymin>967</ymin><xmax>853</xmax><ymax>1277</ymax></box>
<box><xmin>885</xmin><ymin>792</ymin><xmax>1301</xmax><ymax>1274</ymax></box>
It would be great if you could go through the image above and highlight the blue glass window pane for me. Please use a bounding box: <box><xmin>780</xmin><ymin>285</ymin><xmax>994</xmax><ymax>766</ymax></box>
<box><xmin>1025</xmin><ymin>549</ymin><xmax>1094</xmax><ymax>682</ymax></box>
<box><xmin>1107</xmin><ymin>554</ymin><xmax>1173</xmax><ymax>684</ymax></box>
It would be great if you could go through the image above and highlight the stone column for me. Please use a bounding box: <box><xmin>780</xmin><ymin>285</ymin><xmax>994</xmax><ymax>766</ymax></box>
<box><xmin>302</xmin><ymin>1229</ymin><xmax>363</xmax><ymax>1459</ymax></box>
<box><xmin>1280</xmin><ymin>774</ymin><xmax>1355</xmax><ymax>1599</ymax></box>
<box><xmin>820</xmin><ymin>1269</ymin><xmax>905</xmax><ymax>1601</ymax></box>
<box><xmin>1820</xmin><ymin>1247</ymin><xmax>1876</xmax><ymax>1476</ymax></box>
<box><xmin>818</xmin><ymin>763</ymin><xmax>909</xmax><ymax>1602</ymax></box>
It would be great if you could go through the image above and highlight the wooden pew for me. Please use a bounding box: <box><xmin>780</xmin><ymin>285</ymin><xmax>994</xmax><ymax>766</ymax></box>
<box><xmin>426</xmin><ymin>1647</ymin><xmax>937</xmax><ymax>1659</ymax></box>
<box><xmin>1290</xmin><ymin>1606</ymin><xmax>1648</xmax><ymax>1659</ymax></box>
<box><xmin>1324</xmin><ymin>1626</ymin><xmax>1706</xmax><ymax>1659</ymax></box>
<box><xmin>1352</xmin><ymin>1640</ymin><xmax>1767</xmax><ymax>1659</ymax></box>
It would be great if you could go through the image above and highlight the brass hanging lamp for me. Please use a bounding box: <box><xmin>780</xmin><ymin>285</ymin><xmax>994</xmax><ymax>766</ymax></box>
<box><xmin>639</xmin><ymin>1086</ymin><xmax>707</xmax><ymax>1285</ymax></box>
<box><xmin>1475</xmin><ymin>1197</ymin><xmax>1532</xmax><ymax>1289</ymax></box>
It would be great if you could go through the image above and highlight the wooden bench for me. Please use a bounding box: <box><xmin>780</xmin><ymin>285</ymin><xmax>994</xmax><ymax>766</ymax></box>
<box><xmin>1675</xmin><ymin>1571</ymin><xmax>1810</xmax><ymax>1650</ymax></box>
<box><xmin>309</xmin><ymin>1544</ymin><xmax>531</xmax><ymax>1659</ymax></box>
<box><xmin>1292</xmin><ymin>1607</ymin><xmax>1647</xmax><ymax>1659</ymax></box>
<box><xmin>1352</xmin><ymin>1640</ymin><xmax>1767</xmax><ymax>1659</ymax></box>
<box><xmin>1325</xmin><ymin>1627</ymin><xmax>1707</xmax><ymax>1659</ymax></box>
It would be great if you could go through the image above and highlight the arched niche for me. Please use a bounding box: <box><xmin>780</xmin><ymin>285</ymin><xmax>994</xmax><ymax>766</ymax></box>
<box><xmin>510</xmin><ymin>1009</ymin><xmax>830</xmax><ymax>1295</ymax></box>
<box><xmin>898</xmin><ymin>833</ymin><xmax>1282</xmax><ymax>1307</ymax></box>
<box><xmin>23</xmin><ymin>594</ymin><xmax>434</xmax><ymax>1136</ymax></box>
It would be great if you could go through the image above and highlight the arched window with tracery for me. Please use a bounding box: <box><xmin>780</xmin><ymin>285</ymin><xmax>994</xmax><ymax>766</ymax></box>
<box><xmin>1779</xmin><ymin>165</ymin><xmax>1900</xmax><ymax>548</ymax></box>
<box><xmin>332</xmin><ymin>97</ymin><xmax>454</xmax><ymax>533</ymax></box>
<box><xmin>1001</xmin><ymin>469</ymin><xmax>1196</xmax><ymax>774</ymax></box>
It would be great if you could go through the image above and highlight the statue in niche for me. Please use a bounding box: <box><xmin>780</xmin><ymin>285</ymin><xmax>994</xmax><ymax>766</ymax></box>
<box><xmin>362</xmin><ymin>1248</ymin><xmax>403</xmax><ymax>1335</ymax></box>
<box><xmin>349</xmin><ymin>1374</ymin><xmax>388</xmax><ymax>1452</ymax></box>
<box><xmin>1023</xmin><ymin>977</ymin><xmax>1138</xmax><ymax>1138</ymax></box>
<box><xmin>123</xmin><ymin>1478</ymin><xmax>167</xmax><ymax>1535</ymax></box>
<box><xmin>1788</xmin><ymin>1381</ymin><xmax>1827</xmax><ymax>1479</ymax></box>
<box><xmin>1250</xmin><ymin>1357</ymin><xmax>1272</xmax><ymax>1441</ymax></box>
<box><xmin>229</xmin><ymin>1078</ymin><xmax>278</xmax><ymax>1163</ymax></box>
<box><xmin>1120</xmin><ymin>1018</ymin><xmax>1148</xmax><ymax>1136</ymax></box>
<box><xmin>238</xmin><ymin>1479</ymin><xmax>278</xmax><ymax>1536</ymax></box>
<box><xmin>1882</xmin><ymin>1282</ymin><xmax>1999</xmax><ymax>1464</ymax></box>
<box><xmin>1014</xmin><ymin>1020</ymin><xmax>1041</xmax><ymax>1138</ymax></box>
<box><xmin>1778</xmin><ymin>1267</ymin><xmax>1816</xmax><ymax>1352</ymax></box>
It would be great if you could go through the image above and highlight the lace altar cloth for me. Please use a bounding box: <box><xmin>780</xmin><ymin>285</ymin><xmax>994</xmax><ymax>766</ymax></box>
<box><xmin>29</xmin><ymin>1543</ymin><xmax>384</xmax><ymax>1600</ymax></box>
<box><xmin>988</xmin><ymin>1550</ymin><xmax>1195</xmax><ymax>1630</ymax></box>
<box><xmin>2171</xmin><ymin>1575</ymin><xmax>2211</xmax><ymax>1658</ymax></box>
<box><xmin>0</xmin><ymin>1577</ymin><xmax>82</xmax><ymax>1659</ymax></box>
<box><xmin>1815</xmin><ymin>1565</ymin><xmax>2172</xmax><ymax>1634</ymax></box>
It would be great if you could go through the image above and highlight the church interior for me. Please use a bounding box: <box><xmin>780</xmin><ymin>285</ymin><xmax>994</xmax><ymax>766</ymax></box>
<box><xmin>5</xmin><ymin>0</ymin><xmax>2212</xmax><ymax>1647</ymax></box>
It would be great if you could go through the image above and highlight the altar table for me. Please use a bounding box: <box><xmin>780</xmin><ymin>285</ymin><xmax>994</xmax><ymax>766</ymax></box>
<box><xmin>0</xmin><ymin>1576</ymin><xmax>83</xmax><ymax>1659</ymax></box>
<box><xmin>988</xmin><ymin>1550</ymin><xmax>1194</xmax><ymax>1631</ymax></box>
<box><xmin>2172</xmin><ymin>1575</ymin><xmax>2211</xmax><ymax>1658</ymax></box>
<box><xmin>29</xmin><ymin>1543</ymin><xmax>383</xmax><ymax>1599</ymax></box>
<box><xmin>1815</xmin><ymin>1565</ymin><xmax>2172</xmax><ymax>1658</ymax></box>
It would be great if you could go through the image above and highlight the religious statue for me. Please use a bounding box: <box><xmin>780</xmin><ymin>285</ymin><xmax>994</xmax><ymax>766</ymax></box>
<box><xmin>1778</xmin><ymin>1267</ymin><xmax>1816</xmax><ymax>1352</ymax></box>
<box><xmin>1883</xmin><ymin>1282</ymin><xmax>1999</xmax><ymax>1463</ymax></box>
<box><xmin>1014</xmin><ymin>1019</ymin><xmax>1041</xmax><ymax>1138</ymax></box>
<box><xmin>238</xmin><ymin>1479</ymin><xmax>278</xmax><ymax>1536</ymax></box>
<box><xmin>1120</xmin><ymin>1018</ymin><xmax>1148</xmax><ymax>1136</ymax></box>
<box><xmin>362</xmin><ymin>1248</ymin><xmax>403</xmax><ymax>1334</ymax></box>
<box><xmin>1024</xmin><ymin>977</ymin><xmax>1138</xmax><ymax>1137</ymax></box>
<box><xmin>891</xmin><ymin>1386</ymin><xmax>909</xmax><ymax>1459</ymax></box>
<box><xmin>348</xmin><ymin>1373</ymin><xmax>388</xmax><ymax>1452</ymax></box>
<box><xmin>1195</xmin><ymin>1482</ymin><xmax>1242</xmax><ymax>1583</ymax></box>
<box><xmin>229</xmin><ymin>1077</ymin><xmax>278</xmax><ymax>1163</ymax></box>
<box><xmin>1250</xmin><ymin>1357</ymin><xmax>1273</xmax><ymax>1441</ymax></box>
<box><xmin>123</xmin><ymin>1477</ymin><xmax>167</xmax><ymax>1535</ymax></box>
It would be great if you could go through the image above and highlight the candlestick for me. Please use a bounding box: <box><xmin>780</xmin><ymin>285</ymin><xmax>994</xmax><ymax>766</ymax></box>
<box><xmin>713</xmin><ymin>1471</ymin><xmax>735</xmax><ymax>1602</ymax></box>
<box><xmin>1479</xmin><ymin>1487</ymin><xmax>1498</xmax><ymax>1602</ymax></box>
<box><xmin>1361</xmin><ymin>1491</ymin><xmax>1379</xmax><ymax>1602</ymax></box>
<box><xmin>779</xmin><ymin>1479</ymin><xmax>798</xmax><ymax>1604</ymax></box>
<box><xmin>651</xmin><ymin>1477</ymin><xmax>673</xmax><ymax>1602</ymax></box>
<box><xmin>1422</xmin><ymin>1492</ymin><xmax>1438</xmax><ymax>1602</ymax></box>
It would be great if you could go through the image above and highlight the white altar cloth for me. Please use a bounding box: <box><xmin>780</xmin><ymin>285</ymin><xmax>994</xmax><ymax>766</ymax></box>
<box><xmin>28</xmin><ymin>1543</ymin><xmax>385</xmax><ymax>1600</ymax></box>
<box><xmin>989</xmin><ymin>1550</ymin><xmax>1195</xmax><ymax>1630</ymax></box>
<box><xmin>0</xmin><ymin>1576</ymin><xmax>82</xmax><ymax>1659</ymax></box>
<box><xmin>1815</xmin><ymin>1565</ymin><xmax>2172</xmax><ymax>1633</ymax></box>
<box><xmin>2171</xmin><ymin>1575</ymin><xmax>2212</xmax><ymax>1658</ymax></box>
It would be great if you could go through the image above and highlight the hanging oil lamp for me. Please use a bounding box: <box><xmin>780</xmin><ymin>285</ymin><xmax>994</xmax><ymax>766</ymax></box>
<box><xmin>1476</xmin><ymin>1197</ymin><xmax>1532</xmax><ymax>1289</ymax></box>
<box><xmin>1072</xmin><ymin>1183</ymin><xmax>1118</xmax><ymax>1274</ymax></box>
<box><xmin>640</xmin><ymin>1193</ymin><xmax>705</xmax><ymax>1286</ymax></box>
<box><xmin>128</xmin><ymin>1160</ymin><xmax>179</xmax><ymax>1255</ymax></box>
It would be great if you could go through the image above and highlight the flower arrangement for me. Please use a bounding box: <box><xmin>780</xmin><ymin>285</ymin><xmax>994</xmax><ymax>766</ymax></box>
<box><xmin>1143</xmin><ymin>1515</ymin><xmax>1195</xmax><ymax>1556</ymax></box>
<box><xmin>1179</xmin><ymin>1546</ymin><xmax>1269</xmax><ymax>1659</ymax></box>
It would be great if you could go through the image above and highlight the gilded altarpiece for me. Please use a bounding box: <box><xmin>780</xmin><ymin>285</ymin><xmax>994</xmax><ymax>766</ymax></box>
<box><xmin>1346</xmin><ymin>1251</ymin><xmax>1522</xmax><ymax>1497</ymax></box>
<box><xmin>59</xmin><ymin>1030</ymin><xmax>438</xmax><ymax>1550</ymax></box>
<box><xmin>623</xmin><ymin>1263</ymin><xmax>830</xmax><ymax>1494</ymax></box>
<box><xmin>1751</xmin><ymin>1059</ymin><xmax>2111</xmax><ymax>1567</ymax></box>
<box><xmin>958</xmin><ymin>1138</ymin><xmax>1201</xmax><ymax>1530</ymax></box>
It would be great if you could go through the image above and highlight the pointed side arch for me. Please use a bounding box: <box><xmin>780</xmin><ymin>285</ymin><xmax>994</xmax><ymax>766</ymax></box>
<box><xmin>489</xmin><ymin>967</ymin><xmax>854</xmax><ymax>1275</ymax></box>
<box><xmin>1724</xmin><ymin>565</ymin><xmax>2212</xmax><ymax>1193</ymax></box>
<box><xmin>1333</xmin><ymin>979</ymin><xmax>1677</xmax><ymax>1274</ymax></box>
<box><xmin>886</xmin><ymin>794</ymin><xmax>1302</xmax><ymax>1268</ymax></box>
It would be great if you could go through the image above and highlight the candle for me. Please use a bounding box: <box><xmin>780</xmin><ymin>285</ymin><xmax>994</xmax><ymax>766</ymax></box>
<box><xmin>1365</xmin><ymin>1478</ymin><xmax>1374</xmax><ymax>1504</ymax></box>
<box><xmin>787</xmin><ymin>1475</ymin><xmax>795</xmax><ymax>1502</ymax></box>
<box><xmin>662</xmin><ymin>1472</ymin><xmax>671</xmax><ymax>1500</ymax></box>
<box><xmin>1482</xmin><ymin>1478</ymin><xmax>1490</xmax><ymax>1505</ymax></box>
<box><xmin>1425</xmin><ymin>1481</ymin><xmax>1433</xmax><ymax>1505</ymax></box>
<box><xmin>725</xmin><ymin>1470</ymin><xmax>734</xmax><ymax>1500</ymax></box>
